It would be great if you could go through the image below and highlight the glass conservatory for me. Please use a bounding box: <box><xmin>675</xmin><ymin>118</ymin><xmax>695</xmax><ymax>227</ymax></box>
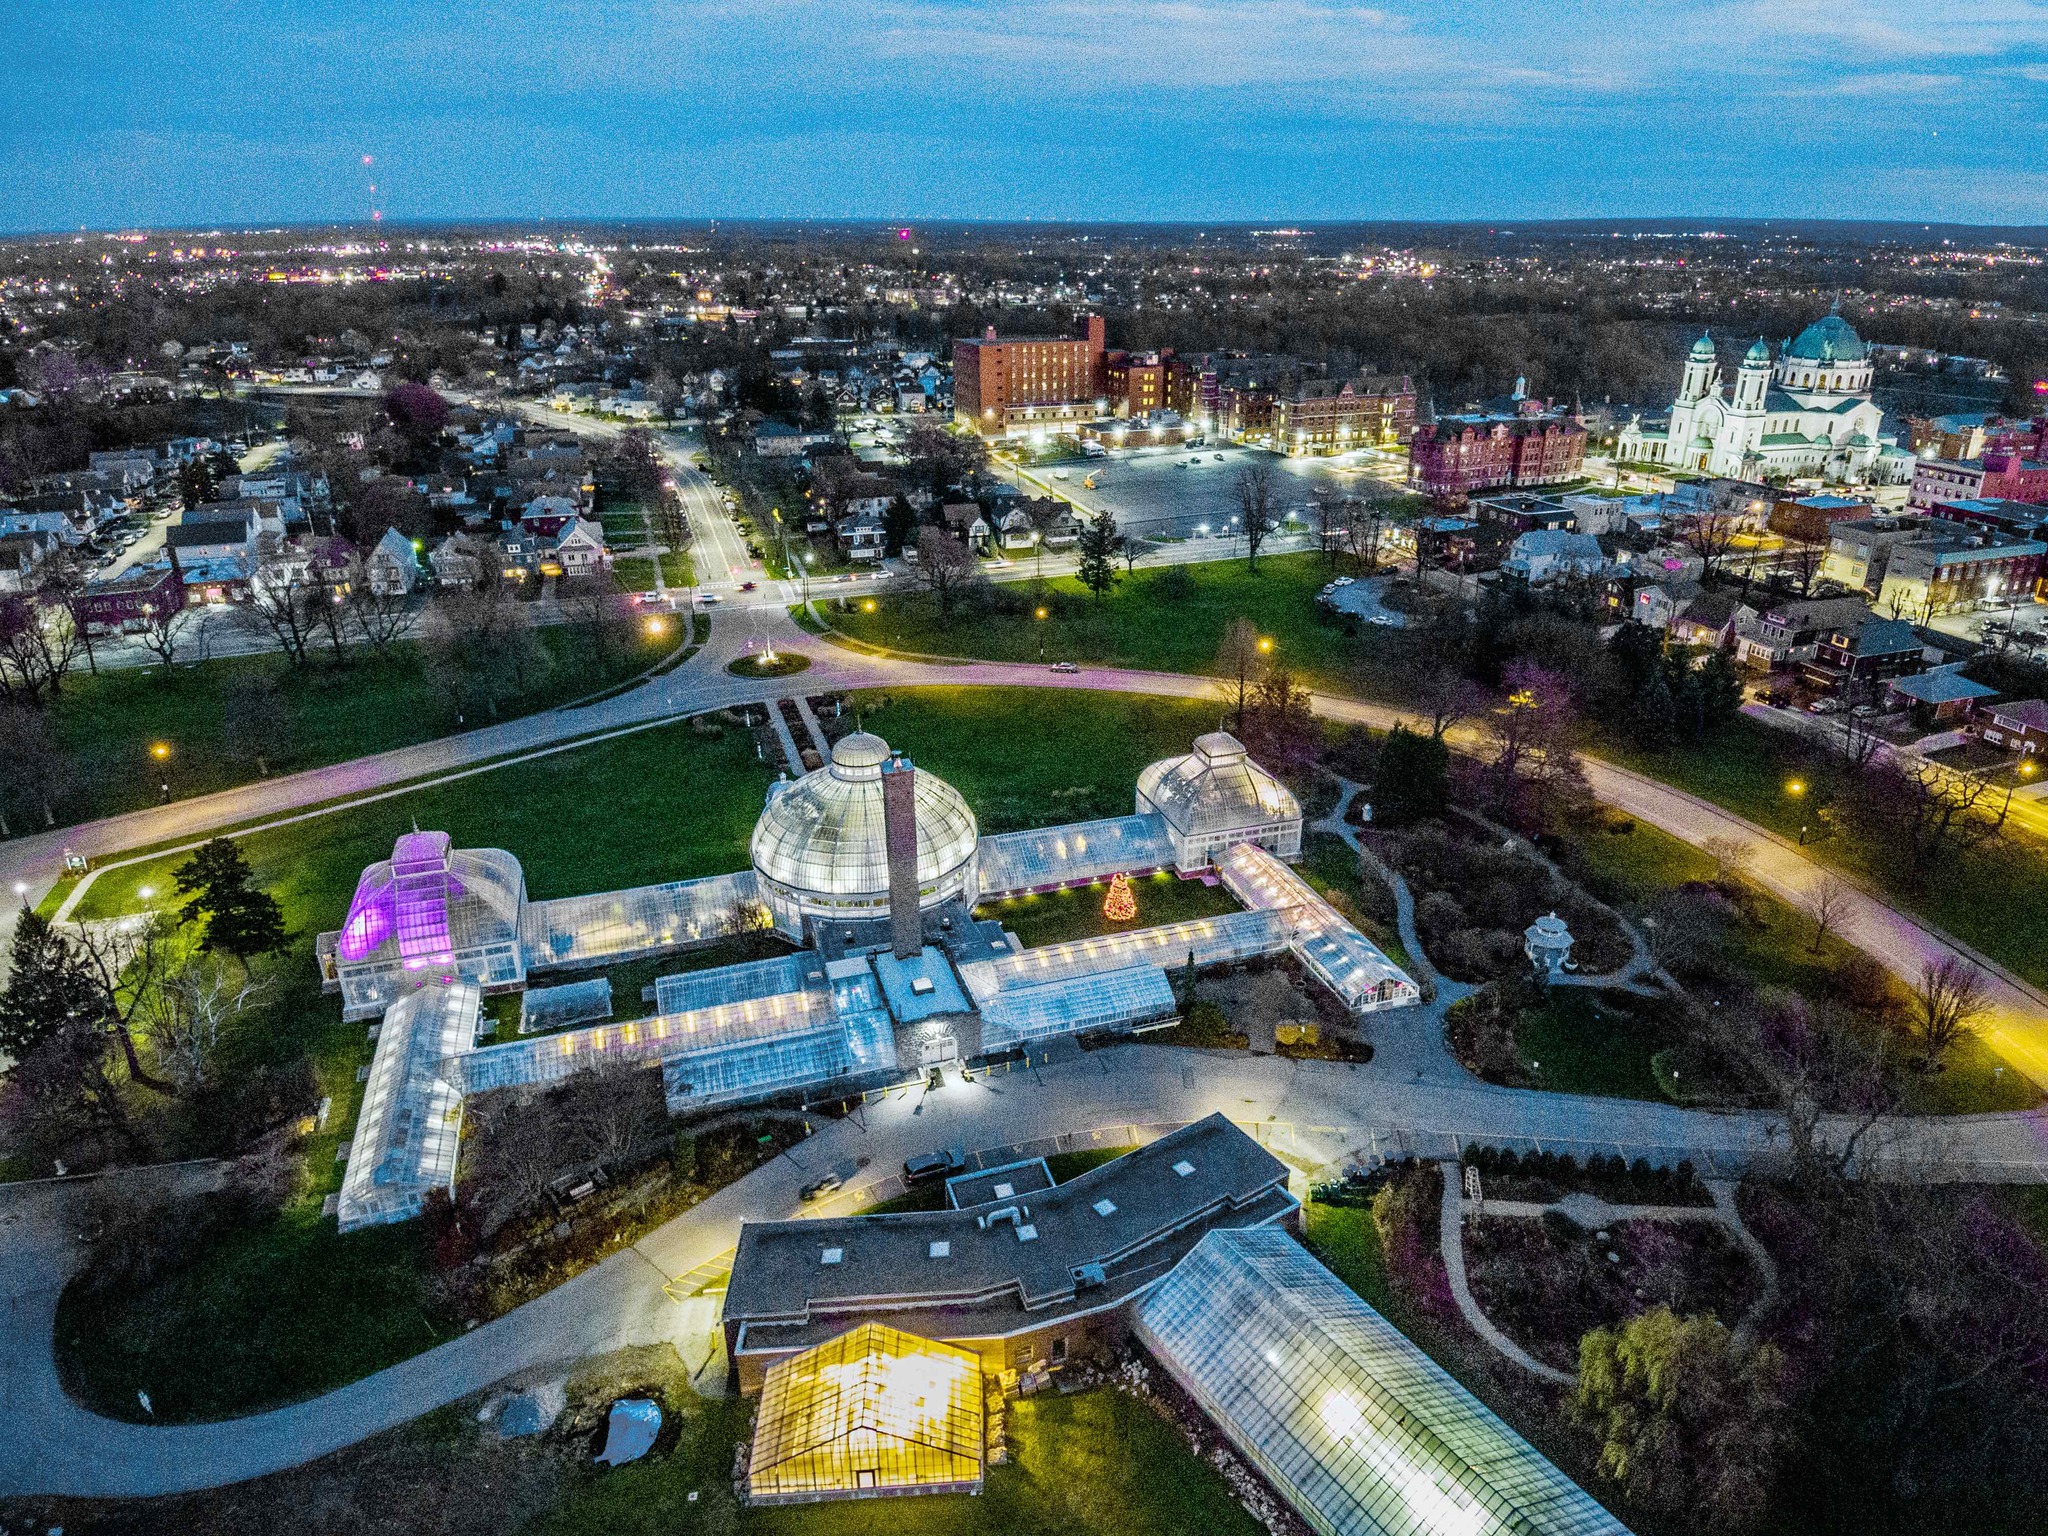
<box><xmin>748</xmin><ymin>1324</ymin><xmax>985</xmax><ymax>1505</ymax></box>
<box><xmin>750</xmin><ymin>733</ymin><xmax>979</xmax><ymax>940</ymax></box>
<box><xmin>1136</xmin><ymin>732</ymin><xmax>1303</xmax><ymax>871</ymax></box>
<box><xmin>336</xmin><ymin>981</ymin><xmax>479</xmax><ymax>1232</ymax></box>
<box><xmin>326</xmin><ymin>831</ymin><xmax>527</xmax><ymax>1020</ymax></box>
<box><xmin>1137</xmin><ymin>1228</ymin><xmax>1632</xmax><ymax>1536</ymax></box>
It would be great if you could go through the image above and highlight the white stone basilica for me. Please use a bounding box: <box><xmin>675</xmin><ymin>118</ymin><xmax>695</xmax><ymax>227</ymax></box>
<box><xmin>1619</xmin><ymin>312</ymin><xmax>1912</xmax><ymax>485</ymax></box>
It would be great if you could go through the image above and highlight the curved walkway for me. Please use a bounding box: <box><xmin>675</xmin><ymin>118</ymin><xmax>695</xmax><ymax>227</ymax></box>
<box><xmin>1436</xmin><ymin>1163</ymin><xmax>1784</xmax><ymax>1387</ymax></box>
<box><xmin>9</xmin><ymin>592</ymin><xmax>2048</xmax><ymax>1494</ymax></box>
<box><xmin>7</xmin><ymin>1041</ymin><xmax>2048</xmax><ymax>1497</ymax></box>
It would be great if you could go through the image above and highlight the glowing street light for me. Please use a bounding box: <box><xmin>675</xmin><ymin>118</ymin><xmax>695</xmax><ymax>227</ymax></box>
<box><xmin>150</xmin><ymin>741</ymin><xmax>171</xmax><ymax>762</ymax></box>
<box><xmin>1785</xmin><ymin>779</ymin><xmax>1805</xmax><ymax>797</ymax></box>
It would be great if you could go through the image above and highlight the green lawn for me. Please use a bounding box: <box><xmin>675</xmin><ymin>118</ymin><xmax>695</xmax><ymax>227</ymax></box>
<box><xmin>1569</xmin><ymin>818</ymin><xmax>2043</xmax><ymax>1113</ymax></box>
<box><xmin>72</xmin><ymin>716</ymin><xmax>775</xmax><ymax>928</ymax></box>
<box><xmin>849</xmin><ymin>687</ymin><xmax>1227</xmax><ymax>832</ymax></box>
<box><xmin>977</xmin><ymin>872</ymin><xmax>1241</xmax><ymax>949</ymax></box>
<box><xmin>1296</xmin><ymin>831</ymin><xmax>1417</xmax><ymax>978</ymax></box>
<box><xmin>46</xmin><ymin>623</ymin><xmax>672</xmax><ymax>827</ymax></box>
<box><xmin>612</xmin><ymin>552</ymin><xmax>696</xmax><ymax>591</ymax></box>
<box><xmin>1595</xmin><ymin>719</ymin><xmax>2048</xmax><ymax>996</ymax></box>
<box><xmin>52</xmin><ymin>718</ymin><xmax>776</xmax><ymax>1421</ymax></box>
<box><xmin>1517</xmin><ymin>991</ymin><xmax>1671</xmax><ymax>1101</ymax></box>
<box><xmin>827</xmin><ymin>552</ymin><xmax>1405</xmax><ymax>694</ymax></box>
<box><xmin>1302</xmin><ymin>1201</ymin><xmax>1397</xmax><ymax>1313</ymax></box>
<box><xmin>532</xmin><ymin>1387</ymin><xmax>1262</xmax><ymax>1536</ymax></box>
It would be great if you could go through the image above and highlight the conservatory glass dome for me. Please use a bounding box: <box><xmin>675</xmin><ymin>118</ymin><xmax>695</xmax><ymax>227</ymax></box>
<box><xmin>750</xmin><ymin>732</ymin><xmax>979</xmax><ymax>925</ymax></box>
<box><xmin>1137</xmin><ymin>732</ymin><xmax>1301</xmax><ymax>839</ymax></box>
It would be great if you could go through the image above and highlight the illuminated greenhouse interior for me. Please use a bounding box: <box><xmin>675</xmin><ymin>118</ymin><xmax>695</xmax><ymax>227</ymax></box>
<box><xmin>748</xmin><ymin>1323</ymin><xmax>986</xmax><ymax>1505</ymax></box>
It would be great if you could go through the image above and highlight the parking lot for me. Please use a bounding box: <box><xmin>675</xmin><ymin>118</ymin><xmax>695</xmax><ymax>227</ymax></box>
<box><xmin>1008</xmin><ymin>443</ymin><xmax>1410</xmax><ymax>542</ymax></box>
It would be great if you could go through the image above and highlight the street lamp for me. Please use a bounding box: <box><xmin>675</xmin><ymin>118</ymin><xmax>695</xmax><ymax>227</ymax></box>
<box><xmin>1257</xmin><ymin>636</ymin><xmax>1274</xmax><ymax>655</ymax></box>
<box><xmin>1035</xmin><ymin>605</ymin><xmax>1048</xmax><ymax>661</ymax></box>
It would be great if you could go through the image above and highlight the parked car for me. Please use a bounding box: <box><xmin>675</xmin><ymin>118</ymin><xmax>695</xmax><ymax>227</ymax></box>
<box><xmin>1050</xmin><ymin>661</ymin><xmax>1079</xmax><ymax>674</ymax></box>
<box><xmin>799</xmin><ymin>1172</ymin><xmax>843</xmax><ymax>1202</ymax></box>
<box><xmin>903</xmin><ymin>1145</ymin><xmax>967</xmax><ymax>1183</ymax></box>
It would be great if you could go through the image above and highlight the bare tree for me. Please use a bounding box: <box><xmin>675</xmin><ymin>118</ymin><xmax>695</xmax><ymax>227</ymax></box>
<box><xmin>0</xmin><ymin>593</ymin><xmax>84</xmax><ymax>707</ymax></box>
<box><xmin>1407</xmin><ymin>663</ymin><xmax>1485</xmax><ymax>740</ymax></box>
<box><xmin>1853</xmin><ymin>758</ymin><xmax>2008</xmax><ymax>886</ymax></box>
<box><xmin>69</xmin><ymin>914</ymin><xmax>182</xmax><ymax>1093</ymax></box>
<box><xmin>134</xmin><ymin>949</ymin><xmax>269</xmax><ymax>1092</ymax></box>
<box><xmin>1674</xmin><ymin>509</ymin><xmax>1743</xmax><ymax>584</ymax></box>
<box><xmin>1310</xmin><ymin>488</ymin><xmax>1345</xmax><ymax>567</ymax></box>
<box><xmin>1909</xmin><ymin>955</ymin><xmax>1992</xmax><ymax>1069</ymax></box>
<box><xmin>133</xmin><ymin>598</ymin><xmax>192</xmax><ymax>672</ymax></box>
<box><xmin>235</xmin><ymin>555</ymin><xmax>324</xmax><ymax>668</ymax></box>
<box><xmin>1344</xmin><ymin>499</ymin><xmax>1389</xmax><ymax>574</ymax></box>
<box><xmin>341</xmin><ymin>551</ymin><xmax>418</xmax><ymax>653</ymax></box>
<box><xmin>0</xmin><ymin>703</ymin><xmax>73</xmax><ymax>834</ymax></box>
<box><xmin>1701</xmin><ymin>835</ymin><xmax>1754</xmax><ymax>884</ymax></box>
<box><xmin>558</xmin><ymin>574</ymin><xmax>635</xmax><ymax>671</ymax></box>
<box><xmin>725</xmin><ymin>896</ymin><xmax>772</xmax><ymax>937</ymax></box>
<box><xmin>1214</xmin><ymin>616</ymin><xmax>1269</xmax><ymax>734</ymax></box>
<box><xmin>1235</xmin><ymin>462</ymin><xmax>1279</xmax><ymax>572</ymax></box>
<box><xmin>1801</xmin><ymin>874</ymin><xmax>1854</xmax><ymax>954</ymax></box>
<box><xmin>562</xmin><ymin>1061</ymin><xmax>663</xmax><ymax>1173</ymax></box>
<box><xmin>1833</xmin><ymin>708</ymin><xmax>1885</xmax><ymax>775</ymax></box>
<box><xmin>912</xmin><ymin>526</ymin><xmax>981</xmax><ymax>618</ymax></box>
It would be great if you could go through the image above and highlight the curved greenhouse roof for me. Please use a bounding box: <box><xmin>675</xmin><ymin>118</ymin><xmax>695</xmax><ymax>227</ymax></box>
<box><xmin>1137</xmin><ymin>732</ymin><xmax>1300</xmax><ymax>839</ymax></box>
<box><xmin>335</xmin><ymin>831</ymin><xmax>525</xmax><ymax>967</ymax></box>
<box><xmin>751</xmin><ymin>732</ymin><xmax>978</xmax><ymax>902</ymax></box>
<box><xmin>1784</xmin><ymin>313</ymin><xmax>1866</xmax><ymax>363</ymax></box>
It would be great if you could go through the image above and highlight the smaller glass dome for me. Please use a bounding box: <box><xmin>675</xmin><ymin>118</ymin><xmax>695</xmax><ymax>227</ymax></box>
<box><xmin>1137</xmin><ymin>733</ymin><xmax>1301</xmax><ymax>838</ymax></box>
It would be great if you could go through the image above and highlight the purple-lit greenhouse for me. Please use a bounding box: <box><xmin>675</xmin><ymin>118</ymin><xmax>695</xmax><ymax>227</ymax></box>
<box><xmin>324</xmin><ymin>831</ymin><xmax>527</xmax><ymax>1018</ymax></box>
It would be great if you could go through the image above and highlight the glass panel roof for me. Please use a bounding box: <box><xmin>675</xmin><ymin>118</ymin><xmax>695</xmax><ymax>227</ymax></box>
<box><xmin>978</xmin><ymin>964</ymin><xmax>1177</xmax><ymax>1047</ymax></box>
<box><xmin>751</xmin><ymin>734</ymin><xmax>978</xmax><ymax>900</ymax></box>
<box><xmin>1137</xmin><ymin>1228</ymin><xmax>1633</xmax><ymax>1536</ymax></box>
<box><xmin>1216</xmin><ymin>843</ymin><xmax>1421</xmax><ymax>1011</ymax></box>
<box><xmin>749</xmin><ymin>1323</ymin><xmax>984</xmax><ymax>1505</ymax></box>
<box><xmin>337</xmin><ymin>981</ymin><xmax>477</xmax><ymax>1232</ymax></box>
<box><xmin>522</xmin><ymin>870</ymin><xmax>763</xmax><ymax>971</ymax></box>
<box><xmin>1137</xmin><ymin>733</ymin><xmax>1302</xmax><ymax>837</ymax></box>
<box><xmin>976</xmin><ymin>813</ymin><xmax>1178</xmax><ymax>898</ymax></box>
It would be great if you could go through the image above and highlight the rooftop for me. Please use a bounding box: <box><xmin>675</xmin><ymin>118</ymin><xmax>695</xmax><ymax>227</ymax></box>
<box><xmin>723</xmin><ymin>1115</ymin><xmax>1294</xmax><ymax>1356</ymax></box>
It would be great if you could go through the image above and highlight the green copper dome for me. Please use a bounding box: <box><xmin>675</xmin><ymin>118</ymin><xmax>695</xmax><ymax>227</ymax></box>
<box><xmin>1688</xmin><ymin>333</ymin><xmax>1716</xmax><ymax>360</ymax></box>
<box><xmin>1784</xmin><ymin>314</ymin><xmax>1866</xmax><ymax>363</ymax></box>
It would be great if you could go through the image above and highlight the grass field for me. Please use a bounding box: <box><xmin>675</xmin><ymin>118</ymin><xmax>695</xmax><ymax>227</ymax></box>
<box><xmin>977</xmin><ymin>872</ymin><xmax>1241</xmax><ymax>948</ymax></box>
<box><xmin>46</xmin><ymin>623</ymin><xmax>672</xmax><ymax>827</ymax></box>
<box><xmin>1596</xmin><ymin>719</ymin><xmax>2048</xmax><ymax>995</ymax></box>
<box><xmin>1570</xmin><ymin>818</ymin><xmax>2042</xmax><ymax>1113</ymax></box>
<box><xmin>849</xmin><ymin>687</ymin><xmax>1227</xmax><ymax>832</ymax></box>
<box><xmin>827</xmin><ymin>552</ymin><xmax>1404</xmax><ymax>694</ymax></box>
<box><xmin>611</xmin><ymin>552</ymin><xmax>696</xmax><ymax>590</ymax></box>
<box><xmin>532</xmin><ymin>1386</ymin><xmax>1264</xmax><ymax>1536</ymax></box>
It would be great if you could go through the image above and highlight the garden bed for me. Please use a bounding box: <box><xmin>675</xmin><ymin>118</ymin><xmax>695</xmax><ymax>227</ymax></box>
<box><xmin>1464</xmin><ymin>1215</ymin><xmax>1761</xmax><ymax>1372</ymax></box>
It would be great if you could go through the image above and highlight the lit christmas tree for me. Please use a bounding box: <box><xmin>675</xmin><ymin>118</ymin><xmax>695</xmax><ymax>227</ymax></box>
<box><xmin>1103</xmin><ymin>871</ymin><xmax>1137</xmax><ymax>922</ymax></box>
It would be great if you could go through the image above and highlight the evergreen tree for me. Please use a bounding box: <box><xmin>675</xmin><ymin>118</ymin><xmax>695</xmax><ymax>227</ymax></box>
<box><xmin>1075</xmin><ymin>511</ymin><xmax>1122</xmax><ymax>602</ymax></box>
<box><xmin>173</xmin><ymin>838</ymin><xmax>287</xmax><ymax>964</ymax></box>
<box><xmin>883</xmin><ymin>495</ymin><xmax>919</xmax><ymax>558</ymax></box>
<box><xmin>1696</xmin><ymin>651</ymin><xmax>1743</xmax><ymax>732</ymax></box>
<box><xmin>1371</xmin><ymin>724</ymin><xmax>1450</xmax><ymax>825</ymax></box>
<box><xmin>1631</xmin><ymin>668</ymin><xmax>1681</xmax><ymax>750</ymax></box>
<box><xmin>0</xmin><ymin>909</ymin><xmax>106</xmax><ymax>1062</ymax></box>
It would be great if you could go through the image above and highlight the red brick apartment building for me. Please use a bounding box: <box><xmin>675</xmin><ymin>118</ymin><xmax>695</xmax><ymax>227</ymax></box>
<box><xmin>1271</xmin><ymin>375</ymin><xmax>1415</xmax><ymax>454</ymax></box>
<box><xmin>953</xmin><ymin>316</ymin><xmax>1107</xmax><ymax>435</ymax></box>
<box><xmin>1410</xmin><ymin>412</ymin><xmax>1587</xmax><ymax>498</ymax></box>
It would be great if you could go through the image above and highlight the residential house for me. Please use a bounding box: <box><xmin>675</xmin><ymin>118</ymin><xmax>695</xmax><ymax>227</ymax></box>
<box><xmin>1500</xmin><ymin>529</ymin><xmax>1607</xmax><ymax>585</ymax></box>
<box><xmin>1733</xmin><ymin>594</ymin><xmax>1873</xmax><ymax>670</ymax></box>
<box><xmin>541</xmin><ymin>516</ymin><xmax>609</xmax><ymax>579</ymax></box>
<box><xmin>1801</xmin><ymin>617</ymin><xmax>1926</xmax><ymax>697</ymax></box>
<box><xmin>0</xmin><ymin>531</ymin><xmax>56</xmax><ymax>593</ymax></box>
<box><xmin>1885</xmin><ymin>667</ymin><xmax>1998</xmax><ymax>726</ymax></box>
<box><xmin>1670</xmin><ymin>590</ymin><xmax>1743</xmax><ymax>650</ymax></box>
<box><xmin>1632</xmin><ymin>579</ymin><xmax>1703</xmax><ymax>632</ymax></box>
<box><xmin>837</xmin><ymin>508</ymin><xmax>887</xmax><ymax>562</ymax></box>
<box><xmin>1771</xmin><ymin>493</ymin><xmax>1869</xmax><ymax>546</ymax></box>
<box><xmin>1979</xmin><ymin>698</ymin><xmax>2048</xmax><ymax>755</ymax></box>
<box><xmin>941</xmin><ymin>502</ymin><xmax>992</xmax><ymax>551</ymax></box>
<box><xmin>167</xmin><ymin>508</ymin><xmax>261</xmax><ymax>565</ymax></box>
<box><xmin>0</xmin><ymin>509</ymin><xmax>86</xmax><ymax>548</ymax></box>
<box><xmin>365</xmin><ymin>526</ymin><xmax>421</xmax><ymax>596</ymax></box>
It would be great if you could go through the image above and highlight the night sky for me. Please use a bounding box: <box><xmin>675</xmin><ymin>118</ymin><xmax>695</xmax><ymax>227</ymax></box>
<box><xmin>6</xmin><ymin>0</ymin><xmax>2045</xmax><ymax>232</ymax></box>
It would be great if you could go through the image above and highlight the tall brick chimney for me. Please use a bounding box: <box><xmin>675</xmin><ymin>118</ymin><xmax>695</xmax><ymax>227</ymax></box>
<box><xmin>881</xmin><ymin>753</ymin><xmax>921</xmax><ymax>960</ymax></box>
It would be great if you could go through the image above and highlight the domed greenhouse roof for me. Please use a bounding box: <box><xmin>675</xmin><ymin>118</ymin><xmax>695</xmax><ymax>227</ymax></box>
<box><xmin>750</xmin><ymin>732</ymin><xmax>978</xmax><ymax>901</ymax></box>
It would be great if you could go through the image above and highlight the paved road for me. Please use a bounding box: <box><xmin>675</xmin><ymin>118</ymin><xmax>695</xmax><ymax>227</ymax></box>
<box><xmin>7</xmin><ymin>1041</ymin><xmax>2046</xmax><ymax>1499</ymax></box>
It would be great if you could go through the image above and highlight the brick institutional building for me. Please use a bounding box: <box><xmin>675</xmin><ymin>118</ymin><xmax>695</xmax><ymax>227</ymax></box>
<box><xmin>1409</xmin><ymin>409</ymin><xmax>1586</xmax><ymax>499</ymax></box>
<box><xmin>953</xmin><ymin>316</ymin><xmax>1107</xmax><ymax>436</ymax></box>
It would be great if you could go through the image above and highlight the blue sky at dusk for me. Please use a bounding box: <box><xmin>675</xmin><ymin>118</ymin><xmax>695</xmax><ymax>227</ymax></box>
<box><xmin>5</xmin><ymin>0</ymin><xmax>2046</xmax><ymax>232</ymax></box>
